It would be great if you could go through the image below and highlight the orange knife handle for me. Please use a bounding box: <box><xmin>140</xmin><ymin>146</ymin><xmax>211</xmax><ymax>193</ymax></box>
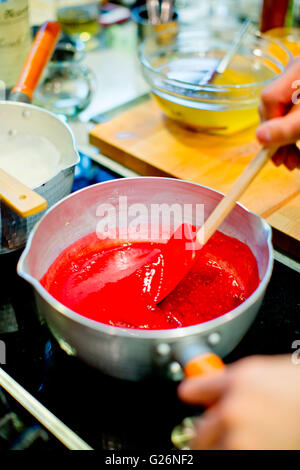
<box><xmin>11</xmin><ymin>21</ymin><xmax>61</xmax><ymax>102</ymax></box>
<box><xmin>184</xmin><ymin>352</ymin><xmax>225</xmax><ymax>378</ymax></box>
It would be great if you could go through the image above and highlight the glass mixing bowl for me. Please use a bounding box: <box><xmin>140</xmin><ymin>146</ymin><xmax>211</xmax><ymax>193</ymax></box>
<box><xmin>264</xmin><ymin>27</ymin><xmax>300</xmax><ymax>57</ymax></box>
<box><xmin>139</xmin><ymin>27</ymin><xmax>292</xmax><ymax>134</ymax></box>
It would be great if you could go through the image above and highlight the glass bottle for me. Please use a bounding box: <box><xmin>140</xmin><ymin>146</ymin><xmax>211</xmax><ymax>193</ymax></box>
<box><xmin>260</xmin><ymin>0</ymin><xmax>294</xmax><ymax>32</ymax></box>
<box><xmin>0</xmin><ymin>0</ymin><xmax>31</xmax><ymax>92</ymax></box>
<box><xmin>56</xmin><ymin>0</ymin><xmax>102</xmax><ymax>50</ymax></box>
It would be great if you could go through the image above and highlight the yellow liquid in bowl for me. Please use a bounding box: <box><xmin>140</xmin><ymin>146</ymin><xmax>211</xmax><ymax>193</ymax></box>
<box><xmin>283</xmin><ymin>40</ymin><xmax>300</xmax><ymax>56</ymax></box>
<box><xmin>153</xmin><ymin>58</ymin><xmax>276</xmax><ymax>135</ymax></box>
<box><xmin>154</xmin><ymin>93</ymin><xmax>259</xmax><ymax>134</ymax></box>
<box><xmin>265</xmin><ymin>28</ymin><xmax>300</xmax><ymax>58</ymax></box>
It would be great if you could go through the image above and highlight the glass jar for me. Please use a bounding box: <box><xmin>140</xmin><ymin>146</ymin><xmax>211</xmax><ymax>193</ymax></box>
<box><xmin>34</xmin><ymin>42</ymin><xmax>96</xmax><ymax>119</ymax></box>
<box><xmin>56</xmin><ymin>0</ymin><xmax>102</xmax><ymax>50</ymax></box>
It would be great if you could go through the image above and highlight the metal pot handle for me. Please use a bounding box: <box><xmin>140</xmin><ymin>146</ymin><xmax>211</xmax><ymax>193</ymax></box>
<box><xmin>174</xmin><ymin>341</ymin><xmax>225</xmax><ymax>378</ymax></box>
<box><xmin>10</xmin><ymin>21</ymin><xmax>61</xmax><ymax>103</ymax></box>
<box><xmin>171</xmin><ymin>343</ymin><xmax>225</xmax><ymax>449</ymax></box>
<box><xmin>184</xmin><ymin>352</ymin><xmax>225</xmax><ymax>377</ymax></box>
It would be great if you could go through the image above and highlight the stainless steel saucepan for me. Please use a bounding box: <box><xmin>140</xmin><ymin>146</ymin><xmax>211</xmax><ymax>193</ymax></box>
<box><xmin>0</xmin><ymin>22</ymin><xmax>79</xmax><ymax>254</ymax></box>
<box><xmin>17</xmin><ymin>178</ymin><xmax>273</xmax><ymax>381</ymax></box>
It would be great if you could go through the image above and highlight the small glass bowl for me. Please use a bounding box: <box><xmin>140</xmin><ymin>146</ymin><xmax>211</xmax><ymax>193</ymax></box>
<box><xmin>139</xmin><ymin>27</ymin><xmax>292</xmax><ymax>134</ymax></box>
<box><xmin>34</xmin><ymin>43</ymin><xmax>96</xmax><ymax>119</ymax></box>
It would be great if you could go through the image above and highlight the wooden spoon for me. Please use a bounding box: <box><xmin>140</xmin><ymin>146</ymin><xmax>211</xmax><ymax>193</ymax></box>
<box><xmin>87</xmin><ymin>146</ymin><xmax>277</xmax><ymax>314</ymax></box>
<box><xmin>154</xmin><ymin>145</ymin><xmax>277</xmax><ymax>304</ymax></box>
<box><xmin>0</xmin><ymin>168</ymin><xmax>47</xmax><ymax>218</ymax></box>
<box><xmin>196</xmin><ymin>146</ymin><xmax>277</xmax><ymax>246</ymax></box>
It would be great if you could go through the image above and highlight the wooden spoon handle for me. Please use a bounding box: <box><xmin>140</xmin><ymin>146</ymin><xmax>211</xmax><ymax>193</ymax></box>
<box><xmin>0</xmin><ymin>168</ymin><xmax>47</xmax><ymax>218</ymax></box>
<box><xmin>197</xmin><ymin>146</ymin><xmax>277</xmax><ymax>246</ymax></box>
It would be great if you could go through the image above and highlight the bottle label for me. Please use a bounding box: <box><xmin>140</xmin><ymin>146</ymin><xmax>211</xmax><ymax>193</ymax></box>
<box><xmin>0</xmin><ymin>0</ymin><xmax>31</xmax><ymax>89</ymax></box>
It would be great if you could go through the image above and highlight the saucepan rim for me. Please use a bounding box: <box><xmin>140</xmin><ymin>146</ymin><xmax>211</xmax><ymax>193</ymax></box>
<box><xmin>0</xmin><ymin>100</ymin><xmax>80</xmax><ymax>188</ymax></box>
<box><xmin>17</xmin><ymin>177</ymin><xmax>274</xmax><ymax>340</ymax></box>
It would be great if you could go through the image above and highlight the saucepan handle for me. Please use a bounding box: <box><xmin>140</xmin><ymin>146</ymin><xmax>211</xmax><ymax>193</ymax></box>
<box><xmin>171</xmin><ymin>342</ymin><xmax>225</xmax><ymax>449</ymax></box>
<box><xmin>184</xmin><ymin>352</ymin><xmax>225</xmax><ymax>378</ymax></box>
<box><xmin>10</xmin><ymin>21</ymin><xmax>61</xmax><ymax>103</ymax></box>
<box><xmin>174</xmin><ymin>342</ymin><xmax>225</xmax><ymax>378</ymax></box>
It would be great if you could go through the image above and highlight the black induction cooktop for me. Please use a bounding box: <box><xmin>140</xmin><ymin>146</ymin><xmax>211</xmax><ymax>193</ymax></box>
<box><xmin>0</xmin><ymin>155</ymin><xmax>299</xmax><ymax>451</ymax></box>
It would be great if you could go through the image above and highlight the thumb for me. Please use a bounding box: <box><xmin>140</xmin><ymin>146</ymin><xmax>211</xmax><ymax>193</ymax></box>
<box><xmin>256</xmin><ymin>111</ymin><xmax>300</xmax><ymax>147</ymax></box>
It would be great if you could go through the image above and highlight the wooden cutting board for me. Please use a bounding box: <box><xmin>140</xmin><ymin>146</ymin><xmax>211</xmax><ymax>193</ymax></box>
<box><xmin>90</xmin><ymin>97</ymin><xmax>300</xmax><ymax>257</ymax></box>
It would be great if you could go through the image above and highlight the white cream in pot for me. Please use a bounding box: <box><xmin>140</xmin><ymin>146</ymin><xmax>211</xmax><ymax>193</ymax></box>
<box><xmin>0</xmin><ymin>131</ymin><xmax>63</xmax><ymax>189</ymax></box>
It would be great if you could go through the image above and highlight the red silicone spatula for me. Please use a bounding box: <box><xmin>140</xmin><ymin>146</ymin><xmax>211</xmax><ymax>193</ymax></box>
<box><xmin>153</xmin><ymin>146</ymin><xmax>277</xmax><ymax>304</ymax></box>
<box><xmin>65</xmin><ymin>225</ymin><xmax>198</xmax><ymax>328</ymax></box>
<box><xmin>77</xmin><ymin>146</ymin><xmax>275</xmax><ymax>327</ymax></box>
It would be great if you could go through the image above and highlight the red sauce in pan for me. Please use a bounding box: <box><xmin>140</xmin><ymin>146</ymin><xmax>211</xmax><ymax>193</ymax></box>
<box><xmin>40</xmin><ymin>230</ymin><xmax>259</xmax><ymax>330</ymax></box>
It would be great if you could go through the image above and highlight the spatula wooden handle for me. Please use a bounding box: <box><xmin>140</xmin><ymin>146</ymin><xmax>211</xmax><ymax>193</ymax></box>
<box><xmin>197</xmin><ymin>146</ymin><xmax>277</xmax><ymax>246</ymax></box>
<box><xmin>0</xmin><ymin>168</ymin><xmax>47</xmax><ymax>218</ymax></box>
